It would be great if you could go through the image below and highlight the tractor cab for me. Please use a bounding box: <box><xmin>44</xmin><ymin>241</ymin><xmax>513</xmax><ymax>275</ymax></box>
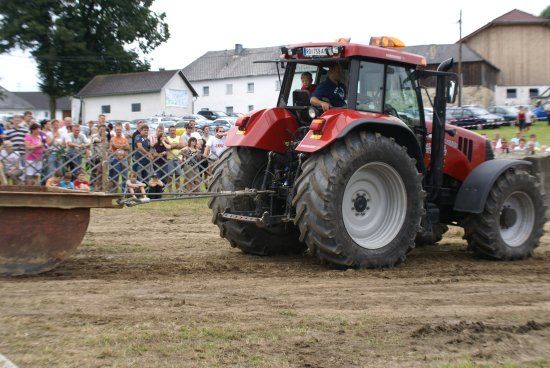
<box><xmin>275</xmin><ymin>39</ymin><xmax>428</xmax><ymax>130</ymax></box>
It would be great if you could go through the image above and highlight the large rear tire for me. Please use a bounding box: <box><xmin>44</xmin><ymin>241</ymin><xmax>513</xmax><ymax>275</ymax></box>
<box><xmin>209</xmin><ymin>147</ymin><xmax>304</xmax><ymax>255</ymax></box>
<box><xmin>293</xmin><ymin>132</ymin><xmax>425</xmax><ymax>268</ymax></box>
<box><xmin>463</xmin><ymin>169</ymin><xmax>545</xmax><ymax>260</ymax></box>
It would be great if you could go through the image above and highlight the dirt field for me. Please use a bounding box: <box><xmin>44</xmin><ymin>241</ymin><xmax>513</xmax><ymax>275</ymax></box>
<box><xmin>1</xmin><ymin>200</ymin><xmax>549</xmax><ymax>368</ymax></box>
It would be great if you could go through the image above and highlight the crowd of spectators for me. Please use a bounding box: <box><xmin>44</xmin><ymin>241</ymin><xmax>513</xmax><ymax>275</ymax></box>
<box><xmin>0</xmin><ymin>111</ymin><xmax>228</xmax><ymax>197</ymax></box>
<box><xmin>486</xmin><ymin>130</ymin><xmax>547</xmax><ymax>155</ymax></box>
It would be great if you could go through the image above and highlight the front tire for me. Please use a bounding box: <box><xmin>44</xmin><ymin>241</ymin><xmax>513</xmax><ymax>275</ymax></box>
<box><xmin>463</xmin><ymin>170</ymin><xmax>545</xmax><ymax>260</ymax></box>
<box><xmin>209</xmin><ymin>147</ymin><xmax>304</xmax><ymax>255</ymax></box>
<box><xmin>293</xmin><ymin>132</ymin><xmax>424</xmax><ymax>268</ymax></box>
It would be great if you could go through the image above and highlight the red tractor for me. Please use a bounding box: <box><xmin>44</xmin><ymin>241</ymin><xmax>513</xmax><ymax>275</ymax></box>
<box><xmin>209</xmin><ymin>38</ymin><xmax>546</xmax><ymax>268</ymax></box>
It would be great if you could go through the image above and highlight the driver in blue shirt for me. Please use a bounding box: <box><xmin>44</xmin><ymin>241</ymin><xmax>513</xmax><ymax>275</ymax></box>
<box><xmin>310</xmin><ymin>64</ymin><xmax>346</xmax><ymax>111</ymax></box>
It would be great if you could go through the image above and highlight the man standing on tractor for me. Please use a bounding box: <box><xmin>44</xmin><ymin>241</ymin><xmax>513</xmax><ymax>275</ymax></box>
<box><xmin>310</xmin><ymin>64</ymin><xmax>346</xmax><ymax>111</ymax></box>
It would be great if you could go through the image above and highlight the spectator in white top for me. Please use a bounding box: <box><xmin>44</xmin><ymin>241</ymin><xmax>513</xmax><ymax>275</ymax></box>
<box><xmin>66</xmin><ymin>124</ymin><xmax>90</xmax><ymax>175</ymax></box>
<box><xmin>204</xmin><ymin>126</ymin><xmax>227</xmax><ymax>161</ymax></box>
<box><xmin>58</xmin><ymin>117</ymin><xmax>74</xmax><ymax>140</ymax></box>
<box><xmin>180</xmin><ymin>121</ymin><xmax>202</xmax><ymax>146</ymax></box>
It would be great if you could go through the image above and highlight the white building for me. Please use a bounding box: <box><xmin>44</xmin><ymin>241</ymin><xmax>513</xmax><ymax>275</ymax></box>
<box><xmin>0</xmin><ymin>86</ymin><xmax>71</xmax><ymax>120</ymax></box>
<box><xmin>494</xmin><ymin>85</ymin><xmax>550</xmax><ymax>106</ymax></box>
<box><xmin>75</xmin><ymin>69</ymin><xmax>198</xmax><ymax>123</ymax></box>
<box><xmin>183</xmin><ymin>45</ymin><xmax>282</xmax><ymax>114</ymax></box>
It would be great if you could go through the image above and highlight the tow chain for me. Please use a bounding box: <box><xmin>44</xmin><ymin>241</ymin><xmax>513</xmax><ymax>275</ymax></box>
<box><xmin>117</xmin><ymin>189</ymin><xmax>275</xmax><ymax>207</ymax></box>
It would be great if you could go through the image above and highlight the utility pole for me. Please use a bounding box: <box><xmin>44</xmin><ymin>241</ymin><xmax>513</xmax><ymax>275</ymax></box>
<box><xmin>458</xmin><ymin>10</ymin><xmax>463</xmax><ymax>107</ymax></box>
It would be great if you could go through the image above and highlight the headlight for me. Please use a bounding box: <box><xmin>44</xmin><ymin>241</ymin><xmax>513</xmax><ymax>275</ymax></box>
<box><xmin>308</xmin><ymin>107</ymin><xmax>319</xmax><ymax>119</ymax></box>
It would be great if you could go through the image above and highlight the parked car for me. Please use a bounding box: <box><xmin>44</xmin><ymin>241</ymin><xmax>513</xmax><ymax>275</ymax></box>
<box><xmin>179</xmin><ymin>114</ymin><xmax>210</xmax><ymax>125</ymax></box>
<box><xmin>197</xmin><ymin>110</ymin><xmax>229</xmax><ymax>120</ymax></box>
<box><xmin>209</xmin><ymin>118</ymin><xmax>235</xmax><ymax>131</ymax></box>
<box><xmin>532</xmin><ymin>105</ymin><xmax>549</xmax><ymax>121</ymax></box>
<box><xmin>446</xmin><ymin>106</ymin><xmax>504</xmax><ymax>130</ymax></box>
<box><xmin>487</xmin><ymin>106</ymin><xmax>518</xmax><ymax>126</ymax></box>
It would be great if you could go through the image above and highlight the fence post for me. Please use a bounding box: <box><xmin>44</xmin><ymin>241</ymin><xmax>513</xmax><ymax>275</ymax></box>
<box><xmin>101</xmin><ymin>142</ymin><xmax>109</xmax><ymax>192</ymax></box>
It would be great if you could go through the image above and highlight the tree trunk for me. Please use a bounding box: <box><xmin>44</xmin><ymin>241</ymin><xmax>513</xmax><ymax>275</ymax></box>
<box><xmin>49</xmin><ymin>94</ymin><xmax>56</xmax><ymax>121</ymax></box>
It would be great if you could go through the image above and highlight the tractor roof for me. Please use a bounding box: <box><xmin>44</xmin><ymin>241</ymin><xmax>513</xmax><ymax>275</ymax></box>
<box><xmin>284</xmin><ymin>42</ymin><xmax>427</xmax><ymax>67</ymax></box>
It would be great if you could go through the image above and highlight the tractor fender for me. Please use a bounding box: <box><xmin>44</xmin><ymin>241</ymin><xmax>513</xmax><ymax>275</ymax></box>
<box><xmin>225</xmin><ymin>108</ymin><xmax>299</xmax><ymax>154</ymax></box>
<box><xmin>453</xmin><ymin>159</ymin><xmax>532</xmax><ymax>213</ymax></box>
<box><xmin>296</xmin><ymin>114</ymin><xmax>425</xmax><ymax>172</ymax></box>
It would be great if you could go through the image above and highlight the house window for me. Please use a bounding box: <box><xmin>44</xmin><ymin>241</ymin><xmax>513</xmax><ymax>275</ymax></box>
<box><xmin>506</xmin><ymin>89</ymin><xmax>517</xmax><ymax>99</ymax></box>
<box><xmin>275</xmin><ymin>80</ymin><xmax>281</xmax><ymax>91</ymax></box>
<box><xmin>226</xmin><ymin>106</ymin><xmax>234</xmax><ymax>115</ymax></box>
<box><xmin>203</xmin><ymin>86</ymin><xmax>209</xmax><ymax>96</ymax></box>
<box><xmin>248</xmin><ymin>105</ymin><xmax>254</xmax><ymax>111</ymax></box>
<box><xmin>101</xmin><ymin>105</ymin><xmax>111</xmax><ymax>114</ymax></box>
<box><xmin>529</xmin><ymin>88</ymin><xmax>539</xmax><ymax>98</ymax></box>
<box><xmin>226</xmin><ymin>84</ymin><xmax>233</xmax><ymax>95</ymax></box>
<box><xmin>247</xmin><ymin>82</ymin><xmax>254</xmax><ymax>93</ymax></box>
<box><xmin>131</xmin><ymin>103</ymin><xmax>141</xmax><ymax>112</ymax></box>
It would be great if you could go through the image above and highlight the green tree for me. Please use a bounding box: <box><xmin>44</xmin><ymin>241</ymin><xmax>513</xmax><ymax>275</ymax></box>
<box><xmin>0</xmin><ymin>0</ymin><xmax>169</xmax><ymax>118</ymax></box>
<box><xmin>541</xmin><ymin>6</ymin><xmax>550</xmax><ymax>19</ymax></box>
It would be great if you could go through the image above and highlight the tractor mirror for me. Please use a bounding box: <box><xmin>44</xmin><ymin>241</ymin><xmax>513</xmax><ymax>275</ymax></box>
<box><xmin>447</xmin><ymin>80</ymin><xmax>457</xmax><ymax>104</ymax></box>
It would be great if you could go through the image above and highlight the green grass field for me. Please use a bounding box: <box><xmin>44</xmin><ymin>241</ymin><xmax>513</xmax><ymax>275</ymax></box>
<box><xmin>472</xmin><ymin>121</ymin><xmax>550</xmax><ymax>146</ymax></box>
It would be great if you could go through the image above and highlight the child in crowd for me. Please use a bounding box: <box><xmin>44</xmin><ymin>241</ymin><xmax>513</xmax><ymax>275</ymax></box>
<box><xmin>501</xmin><ymin>138</ymin><xmax>509</xmax><ymax>154</ymax></box>
<box><xmin>59</xmin><ymin>171</ymin><xmax>75</xmax><ymax>189</ymax></box>
<box><xmin>73</xmin><ymin>171</ymin><xmax>90</xmax><ymax>191</ymax></box>
<box><xmin>45</xmin><ymin>170</ymin><xmax>63</xmax><ymax>187</ymax></box>
<box><xmin>126</xmin><ymin>172</ymin><xmax>147</xmax><ymax>198</ymax></box>
<box><xmin>514</xmin><ymin>138</ymin><xmax>527</xmax><ymax>151</ymax></box>
<box><xmin>0</xmin><ymin>141</ymin><xmax>23</xmax><ymax>184</ymax></box>
<box><xmin>147</xmin><ymin>174</ymin><xmax>165</xmax><ymax>199</ymax></box>
<box><xmin>528</xmin><ymin>134</ymin><xmax>541</xmax><ymax>150</ymax></box>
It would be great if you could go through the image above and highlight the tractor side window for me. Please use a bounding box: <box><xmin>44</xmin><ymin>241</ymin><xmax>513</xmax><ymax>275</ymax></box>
<box><xmin>385</xmin><ymin>66</ymin><xmax>421</xmax><ymax>128</ymax></box>
<box><xmin>356</xmin><ymin>61</ymin><xmax>384</xmax><ymax>113</ymax></box>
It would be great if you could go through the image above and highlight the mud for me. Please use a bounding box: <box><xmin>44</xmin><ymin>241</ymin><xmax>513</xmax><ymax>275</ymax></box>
<box><xmin>0</xmin><ymin>201</ymin><xmax>549</xmax><ymax>367</ymax></box>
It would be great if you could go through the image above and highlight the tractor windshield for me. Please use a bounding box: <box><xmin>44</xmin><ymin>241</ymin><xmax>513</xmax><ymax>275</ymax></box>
<box><xmin>384</xmin><ymin>65</ymin><xmax>422</xmax><ymax>128</ymax></box>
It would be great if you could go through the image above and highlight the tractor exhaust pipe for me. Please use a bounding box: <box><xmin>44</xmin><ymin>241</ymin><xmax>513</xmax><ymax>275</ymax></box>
<box><xmin>429</xmin><ymin>58</ymin><xmax>453</xmax><ymax>200</ymax></box>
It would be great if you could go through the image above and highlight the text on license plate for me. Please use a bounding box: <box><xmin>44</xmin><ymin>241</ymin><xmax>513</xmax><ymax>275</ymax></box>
<box><xmin>303</xmin><ymin>47</ymin><xmax>327</xmax><ymax>57</ymax></box>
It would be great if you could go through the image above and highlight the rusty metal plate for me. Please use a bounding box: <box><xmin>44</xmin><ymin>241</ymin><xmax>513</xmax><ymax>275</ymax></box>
<box><xmin>0</xmin><ymin>186</ymin><xmax>122</xmax><ymax>276</ymax></box>
<box><xmin>0</xmin><ymin>207</ymin><xmax>90</xmax><ymax>276</ymax></box>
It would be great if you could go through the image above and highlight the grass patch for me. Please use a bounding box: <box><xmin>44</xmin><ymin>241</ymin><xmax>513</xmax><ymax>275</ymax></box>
<box><xmin>473</xmin><ymin>122</ymin><xmax>550</xmax><ymax>146</ymax></box>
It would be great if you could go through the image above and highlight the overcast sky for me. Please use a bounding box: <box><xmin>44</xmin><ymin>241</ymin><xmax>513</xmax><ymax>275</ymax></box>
<box><xmin>0</xmin><ymin>0</ymin><xmax>547</xmax><ymax>92</ymax></box>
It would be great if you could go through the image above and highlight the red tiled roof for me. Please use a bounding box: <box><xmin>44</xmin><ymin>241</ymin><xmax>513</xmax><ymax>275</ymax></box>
<box><xmin>460</xmin><ymin>9</ymin><xmax>549</xmax><ymax>43</ymax></box>
<box><xmin>493</xmin><ymin>9</ymin><xmax>547</xmax><ymax>24</ymax></box>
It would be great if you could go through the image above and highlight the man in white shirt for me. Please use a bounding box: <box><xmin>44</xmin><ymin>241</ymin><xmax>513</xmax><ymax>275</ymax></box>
<box><xmin>204</xmin><ymin>126</ymin><xmax>227</xmax><ymax>161</ymax></box>
<box><xmin>180</xmin><ymin>121</ymin><xmax>203</xmax><ymax>146</ymax></box>
<box><xmin>58</xmin><ymin>117</ymin><xmax>74</xmax><ymax>140</ymax></box>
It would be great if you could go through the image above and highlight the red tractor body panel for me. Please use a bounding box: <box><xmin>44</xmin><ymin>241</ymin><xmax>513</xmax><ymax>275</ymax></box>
<box><xmin>295</xmin><ymin>109</ymin><xmax>399</xmax><ymax>152</ymax></box>
<box><xmin>226</xmin><ymin>108</ymin><xmax>489</xmax><ymax>185</ymax></box>
<box><xmin>424</xmin><ymin>121</ymin><xmax>488</xmax><ymax>182</ymax></box>
<box><xmin>225</xmin><ymin>108</ymin><xmax>299</xmax><ymax>154</ymax></box>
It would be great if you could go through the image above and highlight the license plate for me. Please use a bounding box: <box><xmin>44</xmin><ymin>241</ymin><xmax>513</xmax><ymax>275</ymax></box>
<box><xmin>303</xmin><ymin>47</ymin><xmax>327</xmax><ymax>57</ymax></box>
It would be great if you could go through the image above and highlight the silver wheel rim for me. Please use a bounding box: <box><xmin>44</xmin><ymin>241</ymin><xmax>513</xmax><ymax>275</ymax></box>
<box><xmin>499</xmin><ymin>191</ymin><xmax>535</xmax><ymax>247</ymax></box>
<box><xmin>342</xmin><ymin>162</ymin><xmax>407</xmax><ymax>250</ymax></box>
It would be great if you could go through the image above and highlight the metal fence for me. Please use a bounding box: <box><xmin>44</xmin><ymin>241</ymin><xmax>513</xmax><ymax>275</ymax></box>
<box><xmin>0</xmin><ymin>143</ymin><xmax>211</xmax><ymax>196</ymax></box>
